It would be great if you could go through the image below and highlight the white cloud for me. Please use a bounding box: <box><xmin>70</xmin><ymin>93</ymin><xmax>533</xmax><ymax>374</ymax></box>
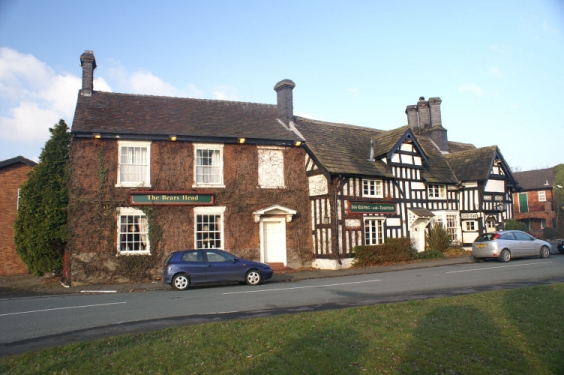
<box><xmin>458</xmin><ymin>83</ymin><xmax>486</xmax><ymax>97</ymax></box>
<box><xmin>128</xmin><ymin>71</ymin><xmax>179</xmax><ymax>96</ymax></box>
<box><xmin>489</xmin><ymin>67</ymin><xmax>503</xmax><ymax>78</ymax></box>
<box><xmin>0</xmin><ymin>47</ymin><xmax>96</xmax><ymax>145</ymax></box>
<box><xmin>212</xmin><ymin>86</ymin><xmax>239</xmax><ymax>101</ymax></box>
<box><xmin>347</xmin><ymin>88</ymin><xmax>360</xmax><ymax>97</ymax></box>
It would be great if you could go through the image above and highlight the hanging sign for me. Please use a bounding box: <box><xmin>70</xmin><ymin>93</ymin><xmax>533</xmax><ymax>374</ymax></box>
<box><xmin>130</xmin><ymin>191</ymin><xmax>215</xmax><ymax>206</ymax></box>
<box><xmin>348</xmin><ymin>201</ymin><xmax>397</xmax><ymax>214</ymax></box>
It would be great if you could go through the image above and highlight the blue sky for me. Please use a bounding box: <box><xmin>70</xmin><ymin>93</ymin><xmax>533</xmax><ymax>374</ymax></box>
<box><xmin>1</xmin><ymin>0</ymin><xmax>563</xmax><ymax>171</ymax></box>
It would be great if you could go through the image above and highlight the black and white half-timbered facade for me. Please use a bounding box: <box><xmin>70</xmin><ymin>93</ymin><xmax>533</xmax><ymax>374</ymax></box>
<box><xmin>289</xmin><ymin>90</ymin><xmax>519</xmax><ymax>269</ymax></box>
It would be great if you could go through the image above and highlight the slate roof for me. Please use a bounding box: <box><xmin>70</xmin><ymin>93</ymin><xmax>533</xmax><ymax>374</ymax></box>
<box><xmin>444</xmin><ymin>146</ymin><xmax>500</xmax><ymax>182</ymax></box>
<box><xmin>71</xmin><ymin>91</ymin><xmax>303</xmax><ymax>143</ymax></box>
<box><xmin>0</xmin><ymin>156</ymin><xmax>37</xmax><ymax>169</ymax></box>
<box><xmin>512</xmin><ymin>168</ymin><xmax>555</xmax><ymax>190</ymax></box>
<box><xmin>293</xmin><ymin>117</ymin><xmax>393</xmax><ymax>177</ymax></box>
<box><xmin>417</xmin><ymin>137</ymin><xmax>458</xmax><ymax>184</ymax></box>
<box><xmin>448</xmin><ymin>141</ymin><xmax>476</xmax><ymax>153</ymax></box>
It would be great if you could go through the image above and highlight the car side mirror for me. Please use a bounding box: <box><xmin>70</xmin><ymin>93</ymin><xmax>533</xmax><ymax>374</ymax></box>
<box><xmin>233</xmin><ymin>258</ymin><xmax>239</xmax><ymax>262</ymax></box>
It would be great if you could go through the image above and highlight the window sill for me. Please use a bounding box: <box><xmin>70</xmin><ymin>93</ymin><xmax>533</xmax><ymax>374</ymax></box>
<box><xmin>192</xmin><ymin>184</ymin><xmax>225</xmax><ymax>189</ymax></box>
<box><xmin>117</xmin><ymin>251</ymin><xmax>151</xmax><ymax>256</ymax></box>
<box><xmin>115</xmin><ymin>183</ymin><xmax>152</xmax><ymax>188</ymax></box>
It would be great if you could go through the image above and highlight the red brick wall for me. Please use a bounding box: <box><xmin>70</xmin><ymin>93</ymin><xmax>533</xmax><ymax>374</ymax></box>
<box><xmin>0</xmin><ymin>163</ymin><xmax>32</xmax><ymax>276</ymax></box>
<box><xmin>67</xmin><ymin>138</ymin><xmax>312</xmax><ymax>284</ymax></box>
<box><xmin>512</xmin><ymin>189</ymin><xmax>556</xmax><ymax>229</ymax></box>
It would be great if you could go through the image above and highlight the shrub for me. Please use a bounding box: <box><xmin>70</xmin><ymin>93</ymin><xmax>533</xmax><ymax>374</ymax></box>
<box><xmin>503</xmin><ymin>219</ymin><xmax>528</xmax><ymax>232</ymax></box>
<box><xmin>543</xmin><ymin>227</ymin><xmax>558</xmax><ymax>240</ymax></box>
<box><xmin>413</xmin><ymin>249</ymin><xmax>446</xmax><ymax>260</ymax></box>
<box><xmin>353</xmin><ymin>237</ymin><xmax>416</xmax><ymax>267</ymax></box>
<box><xmin>425</xmin><ymin>223</ymin><xmax>452</xmax><ymax>253</ymax></box>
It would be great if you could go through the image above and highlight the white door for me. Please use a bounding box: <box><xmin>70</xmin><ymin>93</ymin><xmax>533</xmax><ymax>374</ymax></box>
<box><xmin>262</xmin><ymin>219</ymin><xmax>286</xmax><ymax>264</ymax></box>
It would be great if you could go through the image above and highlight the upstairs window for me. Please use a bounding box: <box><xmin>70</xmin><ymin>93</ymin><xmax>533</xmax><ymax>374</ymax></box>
<box><xmin>538</xmin><ymin>191</ymin><xmax>546</xmax><ymax>202</ymax></box>
<box><xmin>258</xmin><ymin>147</ymin><xmax>285</xmax><ymax>188</ymax></box>
<box><xmin>362</xmin><ymin>179</ymin><xmax>383</xmax><ymax>198</ymax></box>
<box><xmin>193</xmin><ymin>143</ymin><xmax>224</xmax><ymax>187</ymax></box>
<box><xmin>117</xmin><ymin>141</ymin><xmax>151</xmax><ymax>187</ymax></box>
<box><xmin>428</xmin><ymin>184</ymin><xmax>446</xmax><ymax>199</ymax></box>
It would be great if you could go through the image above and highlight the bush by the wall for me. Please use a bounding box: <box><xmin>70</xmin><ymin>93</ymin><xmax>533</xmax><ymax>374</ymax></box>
<box><xmin>543</xmin><ymin>227</ymin><xmax>558</xmax><ymax>240</ymax></box>
<box><xmin>353</xmin><ymin>237</ymin><xmax>416</xmax><ymax>267</ymax></box>
<box><xmin>425</xmin><ymin>223</ymin><xmax>452</xmax><ymax>253</ymax></box>
<box><xmin>504</xmin><ymin>219</ymin><xmax>528</xmax><ymax>232</ymax></box>
<box><xmin>413</xmin><ymin>249</ymin><xmax>446</xmax><ymax>260</ymax></box>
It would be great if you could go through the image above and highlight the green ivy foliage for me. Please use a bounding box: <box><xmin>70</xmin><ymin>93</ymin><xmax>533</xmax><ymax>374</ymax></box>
<box><xmin>353</xmin><ymin>237</ymin><xmax>416</xmax><ymax>267</ymax></box>
<box><xmin>14</xmin><ymin>120</ymin><xmax>71</xmax><ymax>276</ymax></box>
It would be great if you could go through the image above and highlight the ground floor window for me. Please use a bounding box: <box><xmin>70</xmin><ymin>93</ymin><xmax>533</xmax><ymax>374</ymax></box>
<box><xmin>464</xmin><ymin>221</ymin><xmax>476</xmax><ymax>231</ymax></box>
<box><xmin>486</xmin><ymin>217</ymin><xmax>496</xmax><ymax>229</ymax></box>
<box><xmin>118</xmin><ymin>207</ymin><xmax>149</xmax><ymax>254</ymax></box>
<box><xmin>364</xmin><ymin>218</ymin><xmax>384</xmax><ymax>245</ymax></box>
<box><xmin>432</xmin><ymin>212</ymin><xmax>459</xmax><ymax>241</ymax></box>
<box><xmin>194</xmin><ymin>206</ymin><xmax>226</xmax><ymax>249</ymax></box>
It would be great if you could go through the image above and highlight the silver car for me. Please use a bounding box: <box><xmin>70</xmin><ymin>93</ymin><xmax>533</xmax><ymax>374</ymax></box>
<box><xmin>472</xmin><ymin>230</ymin><xmax>551</xmax><ymax>262</ymax></box>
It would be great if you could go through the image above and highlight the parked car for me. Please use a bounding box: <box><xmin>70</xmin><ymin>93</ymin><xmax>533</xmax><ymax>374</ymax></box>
<box><xmin>472</xmin><ymin>230</ymin><xmax>551</xmax><ymax>262</ymax></box>
<box><xmin>163</xmin><ymin>249</ymin><xmax>273</xmax><ymax>290</ymax></box>
<box><xmin>558</xmin><ymin>240</ymin><xmax>564</xmax><ymax>254</ymax></box>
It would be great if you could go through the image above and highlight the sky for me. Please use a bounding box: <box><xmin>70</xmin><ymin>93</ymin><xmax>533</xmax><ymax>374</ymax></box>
<box><xmin>0</xmin><ymin>0</ymin><xmax>563</xmax><ymax>171</ymax></box>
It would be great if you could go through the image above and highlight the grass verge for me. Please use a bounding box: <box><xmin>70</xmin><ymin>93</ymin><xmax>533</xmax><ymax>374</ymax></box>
<box><xmin>2</xmin><ymin>283</ymin><xmax>564</xmax><ymax>374</ymax></box>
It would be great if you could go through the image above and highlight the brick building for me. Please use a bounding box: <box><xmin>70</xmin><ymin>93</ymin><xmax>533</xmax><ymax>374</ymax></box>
<box><xmin>0</xmin><ymin>156</ymin><xmax>36</xmax><ymax>276</ymax></box>
<box><xmin>512</xmin><ymin>168</ymin><xmax>556</xmax><ymax>237</ymax></box>
<box><xmin>67</xmin><ymin>50</ymin><xmax>519</xmax><ymax>283</ymax></box>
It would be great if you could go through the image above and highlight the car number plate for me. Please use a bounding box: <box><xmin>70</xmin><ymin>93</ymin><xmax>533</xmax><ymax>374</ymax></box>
<box><xmin>476</xmin><ymin>243</ymin><xmax>487</xmax><ymax>248</ymax></box>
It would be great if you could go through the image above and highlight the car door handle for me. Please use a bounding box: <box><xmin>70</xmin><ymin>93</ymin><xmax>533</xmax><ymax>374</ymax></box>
<box><xmin>207</xmin><ymin>265</ymin><xmax>213</xmax><ymax>267</ymax></box>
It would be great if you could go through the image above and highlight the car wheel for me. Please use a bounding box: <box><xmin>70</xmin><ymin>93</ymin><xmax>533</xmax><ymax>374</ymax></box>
<box><xmin>172</xmin><ymin>274</ymin><xmax>190</xmax><ymax>290</ymax></box>
<box><xmin>245</xmin><ymin>270</ymin><xmax>262</xmax><ymax>286</ymax></box>
<box><xmin>498</xmin><ymin>249</ymin><xmax>511</xmax><ymax>262</ymax></box>
<box><xmin>540</xmin><ymin>246</ymin><xmax>550</xmax><ymax>259</ymax></box>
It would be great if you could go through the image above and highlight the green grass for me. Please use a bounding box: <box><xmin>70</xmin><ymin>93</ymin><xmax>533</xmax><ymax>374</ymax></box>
<box><xmin>2</xmin><ymin>284</ymin><xmax>564</xmax><ymax>374</ymax></box>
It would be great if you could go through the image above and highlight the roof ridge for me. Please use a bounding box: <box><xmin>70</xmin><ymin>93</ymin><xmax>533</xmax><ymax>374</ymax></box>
<box><xmin>295</xmin><ymin>116</ymin><xmax>385</xmax><ymax>132</ymax></box>
<box><xmin>91</xmin><ymin>90</ymin><xmax>276</xmax><ymax>108</ymax></box>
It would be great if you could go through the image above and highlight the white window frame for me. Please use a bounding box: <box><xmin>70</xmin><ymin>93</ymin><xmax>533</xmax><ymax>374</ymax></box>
<box><xmin>116</xmin><ymin>141</ymin><xmax>151</xmax><ymax>188</ymax></box>
<box><xmin>428</xmin><ymin>184</ymin><xmax>446</xmax><ymax>199</ymax></box>
<box><xmin>193</xmin><ymin>143</ymin><xmax>225</xmax><ymax>188</ymax></box>
<box><xmin>17</xmin><ymin>188</ymin><xmax>21</xmax><ymax>209</ymax></box>
<box><xmin>538</xmin><ymin>191</ymin><xmax>546</xmax><ymax>202</ymax></box>
<box><xmin>464</xmin><ymin>221</ymin><xmax>476</xmax><ymax>231</ymax></box>
<box><xmin>258</xmin><ymin>146</ymin><xmax>285</xmax><ymax>188</ymax></box>
<box><xmin>194</xmin><ymin>206</ymin><xmax>226</xmax><ymax>249</ymax></box>
<box><xmin>364</xmin><ymin>217</ymin><xmax>385</xmax><ymax>245</ymax></box>
<box><xmin>362</xmin><ymin>179</ymin><xmax>383</xmax><ymax>198</ymax></box>
<box><xmin>431</xmin><ymin>211</ymin><xmax>459</xmax><ymax>241</ymax></box>
<box><xmin>117</xmin><ymin>207</ymin><xmax>150</xmax><ymax>255</ymax></box>
<box><xmin>486</xmin><ymin>218</ymin><xmax>496</xmax><ymax>229</ymax></box>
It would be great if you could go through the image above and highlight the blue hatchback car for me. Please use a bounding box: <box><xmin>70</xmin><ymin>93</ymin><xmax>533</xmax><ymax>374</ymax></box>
<box><xmin>163</xmin><ymin>249</ymin><xmax>273</xmax><ymax>290</ymax></box>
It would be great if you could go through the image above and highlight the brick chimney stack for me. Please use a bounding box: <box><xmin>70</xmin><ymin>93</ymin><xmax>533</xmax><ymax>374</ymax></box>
<box><xmin>405</xmin><ymin>105</ymin><xmax>418</xmax><ymax>131</ymax></box>
<box><xmin>429</xmin><ymin>97</ymin><xmax>442</xmax><ymax>127</ymax></box>
<box><xmin>416</xmin><ymin>96</ymin><xmax>430</xmax><ymax>129</ymax></box>
<box><xmin>274</xmin><ymin>79</ymin><xmax>296</xmax><ymax>124</ymax></box>
<box><xmin>80</xmin><ymin>50</ymin><xmax>96</xmax><ymax>96</ymax></box>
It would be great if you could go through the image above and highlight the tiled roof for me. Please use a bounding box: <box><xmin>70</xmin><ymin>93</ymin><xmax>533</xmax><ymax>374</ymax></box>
<box><xmin>71</xmin><ymin>91</ymin><xmax>303</xmax><ymax>142</ymax></box>
<box><xmin>293</xmin><ymin>117</ymin><xmax>393</xmax><ymax>177</ymax></box>
<box><xmin>448</xmin><ymin>141</ymin><xmax>476</xmax><ymax>153</ymax></box>
<box><xmin>444</xmin><ymin>146</ymin><xmax>498</xmax><ymax>181</ymax></box>
<box><xmin>417</xmin><ymin>137</ymin><xmax>459</xmax><ymax>184</ymax></box>
<box><xmin>0</xmin><ymin>156</ymin><xmax>37</xmax><ymax>168</ymax></box>
<box><xmin>512</xmin><ymin>168</ymin><xmax>555</xmax><ymax>190</ymax></box>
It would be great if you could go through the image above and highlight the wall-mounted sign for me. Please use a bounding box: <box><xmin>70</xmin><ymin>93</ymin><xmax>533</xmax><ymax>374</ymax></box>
<box><xmin>461</xmin><ymin>213</ymin><xmax>480</xmax><ymax>219</ymax></box>
<box><xmin>130</xmin><ymin>191</ymin><xmax>215</xmax><ymax>206</ymax></box>
<box><xmin>348</xmin><ymin>201</ymin><xmax>397</xmax><ymax>214</ymax></box>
